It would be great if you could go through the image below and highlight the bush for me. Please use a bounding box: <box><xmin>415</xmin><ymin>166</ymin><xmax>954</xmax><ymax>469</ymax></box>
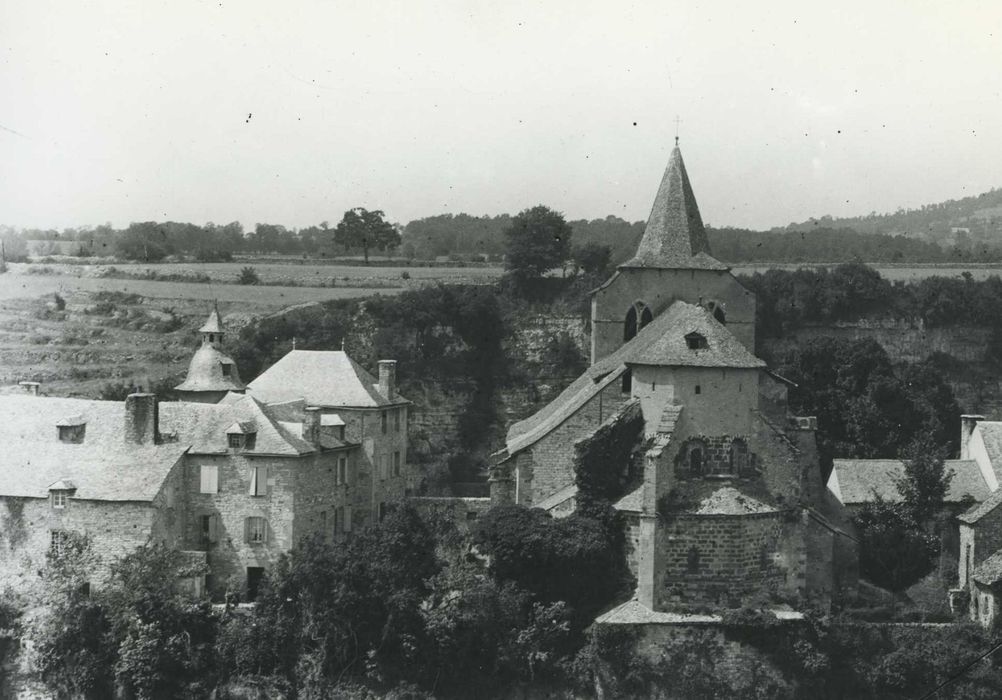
<box><xmin>53</xmin><ymin>293</ymin><xmax>66</xmax><ymax>310</ymax></box>
<box><xmin>238</xmin><ymin>266</ymin><xmax>260</xmax><ymax>285</ymax></box>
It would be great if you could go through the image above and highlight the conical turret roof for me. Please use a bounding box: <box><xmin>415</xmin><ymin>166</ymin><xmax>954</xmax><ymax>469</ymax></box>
<box><xmin>624</xmin><ymin>143</ymin><xmax>728</xmax><ymax>270</ymax></box>
<box><xmin>199</xmin><ymin>307</ymin><xmax>223</xmax><ymax>334</ymax></box>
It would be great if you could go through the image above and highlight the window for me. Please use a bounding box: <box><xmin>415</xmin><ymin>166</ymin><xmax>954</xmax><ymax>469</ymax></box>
<box><xmin>246</xmin><ymin>566</ymin><xmax>265</xmax><ymax>602</ymax></box>
<box><xmin>246</xmin><ymin>516</ymin><xmax>267</xmax><ymax>544</ymax></box>
<box><xmin>394</xmin><ymin>408</ymin><xmax>402</xmax><ymax>432</ymax></box>
<box><xmin>379</xmin><ymin>455</ymin><xmax>388</xmax><ymax>481</ymax></box>
<box><xmin>687</xmin><ymin>546</ymin><xmax>700</xmax><ymax>573</ymax></box>
<box><xmin>228</xmin><ymin>434</ymin><xmax>243</xmax><ymax>449</ymax></box>
<box><xmin>393</xmin><ymin>451</ymin><xmax>401</xmax><ymax>477</ymax></box>
<box><xmin>248</xmin><ymin>465</ymin><xmax>268</xmax><ymax>497</ymax></box>
<box><xmin>337</xmin><ymin>456</ymin><xmax>348</xmax><ymax>486</ymax></box>
<box><xmin>689</xmin><ymin>447</ymin><xmax>703</xmax><ymax>474</ymax></box>
<box><xmin>344</xmin><ymin>505</ymin><xmax>353</xmax><ymax>533</ymax></box>
<box><xmin>221</xmin><ymin>363</ymin><xmax>231</xmax><ymax>377</ymax></box>
<box><xmin>50</xmin><ymin>529</ymin><xmax>70</xmax><ymax>555</ymax></box>
<box><xmin>694</xmin><ymin>384</ymin><xmax>701</xmax><ymax>395</ymax></box>
<box><xmin>624</xmin><ymin>306</ymin><xmax>638</xmax><ymax>342</ymax></box>
<box><xmin>381</xmin><ymin>411</ymin><xmax>388</xmax><ymax>434</ymax></box>
<box><xmin>378</xmin><ymin>502</ymin><xmax>387</xmax><ymax>521</ymax></box>
<box><xmin>57</xmin><ymin>424</ymin><xmax>85</xmax><ymax>443</ymax></box>
<box><xmin>199</xmin><ymin>465</ymin><xmax>219</xmax><ymax>494</ymax></box>
<box><xmin>334</xmin><ymin>507</ymin><xmax>342</xmax><ymax>533</ymax></box>
<box><xmin>466</xmin><ymin>511</ymin><xmax>479</xmax><ymax>521</ymax></box>
<box><xmin>685</xmin><ymin>332</ymin><xmax>708</xmax><ymax>350</ymax></box>
<box><xmin>51</xmin><ymin>491</ymin><xmax>68</xmax><ymax>509</ymax></box>
<box><xmin>201</xmin><ymin>514</ymin><xmax>218</xmax><ymax>543</ymax></box>
<box><xmin>621</xmin><ymin>368</ymin><xmax>632</xmax><ymax>394</ymax></box>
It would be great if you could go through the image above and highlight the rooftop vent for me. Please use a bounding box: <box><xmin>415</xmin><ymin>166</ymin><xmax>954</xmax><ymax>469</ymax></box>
<box><xmin>685</xmin><ymin>332</ymin><xmax>708</xmax><ymax>350</ymax></box>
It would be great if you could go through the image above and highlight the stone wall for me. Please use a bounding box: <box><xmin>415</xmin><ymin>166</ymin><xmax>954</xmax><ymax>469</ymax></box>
<box><xmin>658</xmin><ymin>511</ymin><xmax>788</xmax><ymax>608</ymax></box>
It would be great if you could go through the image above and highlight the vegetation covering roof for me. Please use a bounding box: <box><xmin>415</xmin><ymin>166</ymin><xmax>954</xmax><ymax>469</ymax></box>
<box><xmin>247</xmin><ymin>350</ymin><xmax>409</xmax><ymax>408</ymax></box>
<box><xmin>829</xmin><ymin>459</ymin><xmax>989</xmax><ymax>506</ymax></box>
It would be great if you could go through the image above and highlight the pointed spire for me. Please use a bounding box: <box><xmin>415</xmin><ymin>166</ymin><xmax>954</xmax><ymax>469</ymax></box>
<box><xmin>199</xmin><ymin>304</ymin><xmax>223</xmax><ymax>334</ymax></box>
<box><xmin>624</xmin><ymin>143</ymin><xmax>727</xmax><ymax>270</ymax></box>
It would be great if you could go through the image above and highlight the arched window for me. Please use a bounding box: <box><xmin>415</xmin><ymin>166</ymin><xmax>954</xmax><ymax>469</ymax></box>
<box><xmin>689</xmin><ymin>447</ymin><xmax>703</xmax><ymax>474</ymax></box>
<box><xmin>624</xmin><ymin>306</ymin><xmax>638</xmax><ymax>342</ymax></box>
<box><xmin>707</xmin><ymin>301</ymin><xmax>726</xmax><ymax>324</ymax></box>
<box><xmin>640</xmin><ymin>305</ymin><xmax>653</xmax><ymax>329</ymax></box>
<box><xmin>625</xmin><ymin>302</ymin><xmax>652</xmax><ymax>342</ymax></box>
<box><xmin>687</xmin><ymin>546</ymin><xmax>700</xmax><ymax>573</ymax></box>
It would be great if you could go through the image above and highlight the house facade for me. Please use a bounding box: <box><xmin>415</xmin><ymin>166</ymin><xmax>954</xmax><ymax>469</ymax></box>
<box><xmin>0</xmin><ymin>313</ymin><xmax>412</xmax><ymax>601</ymax></box>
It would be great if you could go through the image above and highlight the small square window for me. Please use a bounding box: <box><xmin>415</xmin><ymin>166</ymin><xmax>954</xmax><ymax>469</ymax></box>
<box><xmin>51</xmin><ymin>491</ymin><xmax>68</xmax><ymax>509</ymax></box>
<box><xmin>228</xmin><ymin>434</ymin><xmax>243</xmax><ymax>449</ymax></box>
<box><xmin>695</xmin><ymin>385</ymin><xmax>701</xmax><ymax>395</ymax></box>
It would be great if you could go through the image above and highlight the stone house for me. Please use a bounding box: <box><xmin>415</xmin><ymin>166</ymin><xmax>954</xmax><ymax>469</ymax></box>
<box><xmin>0</xmin><ymin>311</ymin><xmax>412</xmax><ymax>601</ymax></box>
<box><xmin>492</xmin><ymin>141</ymin><xmax>858</xmax><ymax>620</ymax></box>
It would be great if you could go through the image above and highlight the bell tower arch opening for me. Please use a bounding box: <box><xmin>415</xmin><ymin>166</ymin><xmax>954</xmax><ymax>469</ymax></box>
<box><xmin>624</xmin><ymin>302</ymin><xmax>654</xmax><ymax>343</ymax></box>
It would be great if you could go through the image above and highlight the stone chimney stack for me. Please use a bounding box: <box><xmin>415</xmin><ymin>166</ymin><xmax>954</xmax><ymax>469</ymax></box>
<box><xmin>961</xmin><ymin>414</ymin><xmax>985</xmax><ymax>459</ymax></box>
<box><xmin>303</xmin><ymin>406</ymin><xmax>322</xmax><ymax>446</ymax></box>
<box><xmin>125</xmin><ymin>393</ymin><xmax>159</xmax><ymax>445</ymax></box>
<box><xmin>378</xmin><ymin>360</ymin><xmax>397</xmax><ymax>400</ymax></box>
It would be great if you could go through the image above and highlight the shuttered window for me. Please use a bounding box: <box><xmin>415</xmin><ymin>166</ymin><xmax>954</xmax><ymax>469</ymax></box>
<box><xmin>393</xmin><ymin>451</ymin><xmax>401</xmax><ymax>477</ymax></box>
<box><xmin>201</xmin><ymin>513</ymin><xmax>219</xmax><ymax>543</ymax></box>
<box><xmin>249</xmin><ymin>465</ymin><xmax>268</xmax><ymax>496</ymax></box>
<box><xmin>200</xmin><ymin>465</ymin><xmax>218</xmax><ymax>494</ymax></box>
<box><xmin>336</xmin><ymin>456</ymin><xmax>348</xmax><ymax>486</ymax></box>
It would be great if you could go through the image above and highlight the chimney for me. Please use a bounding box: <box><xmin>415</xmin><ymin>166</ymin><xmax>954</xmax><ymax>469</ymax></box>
<box><xmin>961</xmin><ymin>414</ymin><xmax>985</xmax><ymax>459</ymax></box>
<box><xmin>18</xmin><ymin>381</ymin><xmax>40</xmax><ymax>396</ymax></box>
<box><xmin>124</xmin><ymin>393</ymin><xmax>159</xmax><ymax>444</ymax></box>
<box><xmin>303</xmin><ymin>406</ymin><xmax>322</xmax><ymax>446</ymax></box>
<box><xmin>378</xmin><ymin>360</ymin><xmax>397</xmax><ymax>400</ymax></box>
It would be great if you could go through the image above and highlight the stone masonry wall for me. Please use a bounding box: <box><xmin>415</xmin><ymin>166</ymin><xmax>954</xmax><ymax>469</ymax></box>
<box><xmin>658</xmin><ymin>512</ymin><xmax>787</xmax><ymax>608</ymax></box>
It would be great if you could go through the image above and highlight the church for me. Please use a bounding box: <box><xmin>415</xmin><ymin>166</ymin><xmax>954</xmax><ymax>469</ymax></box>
<box><xmin>491</xmin><ymin>141</ymin><xmax>858</xmax><ymax>619</ymax></box>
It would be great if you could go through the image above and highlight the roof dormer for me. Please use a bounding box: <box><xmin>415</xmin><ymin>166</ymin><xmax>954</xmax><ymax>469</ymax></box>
<box><xmin>225</xmin><ymin>421</ymin><xmax>257</xmax><ymax>450</ymax></box>
<box><xmin>685</xmin><ymin>332</ymin><xmax>708</xmax><ymax>350</ymax></box>
<box><xmin>55</xmin><ymin>415</ymin><xmax>86</xmax><ymax>443</ymax></box>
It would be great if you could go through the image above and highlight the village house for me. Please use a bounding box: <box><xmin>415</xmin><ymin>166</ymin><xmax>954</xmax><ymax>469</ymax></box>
<box><xmin>0</xmin><ymin>311</ymin><xmax>411</xmax><ymax>601</ymax></box>
<box><xmin>492</xmin><ymin>141</ymin><xmax>858</xmax><ymax>623</ymax></box>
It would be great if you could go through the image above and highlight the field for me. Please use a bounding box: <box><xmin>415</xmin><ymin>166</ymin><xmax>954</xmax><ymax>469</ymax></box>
<box><xmin>732</xmin><ymin>263</ymin><xmax>1002</xmax><ymax>281</ymax></box>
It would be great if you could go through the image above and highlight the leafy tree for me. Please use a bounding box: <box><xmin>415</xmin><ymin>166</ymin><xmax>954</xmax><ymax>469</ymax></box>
<box><xmin>571</xmin><ymin>242</ymin><xmax>613</xmax><ymax>277</ymax></box>
<box><xmin>116</xmin><ymin>222</ymin><xmax>172</xmax><ymax>261</ymax></box>
<box><xmin>333</xmin><ymin>208</ymin><xmax>400</xmax><ymax>263</ymax></box>
<box><xmin>853</xmin><ymin>498</ymin><xmax>939</xmax><ymax>592</ymax></box>
<box><xmin>897</xmin><ymin>435</ymin><xmax>952</xmax><ymax>525</ymax></box>
<box><xmin>503</xmin><ymin>205</ymin><xmax>572</xmax><ymax>283</ymax></box>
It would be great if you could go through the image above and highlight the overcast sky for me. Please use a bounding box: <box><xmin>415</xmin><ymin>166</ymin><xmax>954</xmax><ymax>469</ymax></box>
<box><xmin>1</xmin><ymin>0</ymin><xmax>1000</xmax><ymax>232</ymax></box>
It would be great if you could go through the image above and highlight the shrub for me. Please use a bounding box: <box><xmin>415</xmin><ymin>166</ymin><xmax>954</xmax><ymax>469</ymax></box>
<box><xmin>238</xmin><ymin>266</ymin><xmax>260</xmax><ymax>285</ymax></box>
<box><xmin>53</xmin><ymin>292</ymin><xmax>66</xmax><ymax>310</ymax></box>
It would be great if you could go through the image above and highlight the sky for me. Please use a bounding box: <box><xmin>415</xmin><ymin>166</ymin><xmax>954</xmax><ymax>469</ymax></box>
<box><xmin>1</xmin><ymin>0</ymin><xmax>1000</xmax><ymax>232</ymax></box>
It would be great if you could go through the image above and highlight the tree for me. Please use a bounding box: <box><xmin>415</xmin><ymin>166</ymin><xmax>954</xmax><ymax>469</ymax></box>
<box><xmin>853</xmin><ymin>498</ymin><xmax>939</xmax><ymax>592</ymax></box>
<box><xmin>571</xmin><ymin>242</ymin><xmax>612</xmax><ymax>277</ymax></box>
<box><xmin>333</xmin><ymin>208</ymin><xmax>400</xmax><ymax>263</ymax></box>
<box><xmin>503</xmin><ymin>205</ymin><xmax>572</xmax><ymax>282</ymax></box>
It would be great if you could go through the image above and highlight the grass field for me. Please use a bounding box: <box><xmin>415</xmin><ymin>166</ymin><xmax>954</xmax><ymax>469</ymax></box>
<box><xmin>731</xmin><ymin>263</ymin><xmax>1002</xmax><ymax>281</ymax></box>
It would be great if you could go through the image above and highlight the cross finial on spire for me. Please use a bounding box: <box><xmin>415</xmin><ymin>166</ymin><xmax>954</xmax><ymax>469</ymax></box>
<box><xmin>674</xmin><ymin>115</ymin><xmax>681</xmax><ymax>145</ymax></box>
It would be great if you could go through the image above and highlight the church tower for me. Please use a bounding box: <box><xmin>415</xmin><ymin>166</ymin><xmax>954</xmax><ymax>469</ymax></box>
<box><xmin>589</xmin><ymin>141</ymin><xmax>757</xmax><ymax>363</ymax></box>
<box><xmin>175</xmin><ymin>306</ymin><xmax>246</xmax><ymax>403</ymax></box>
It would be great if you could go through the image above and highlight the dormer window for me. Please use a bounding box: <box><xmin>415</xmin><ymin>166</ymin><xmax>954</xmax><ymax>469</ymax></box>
<box><xmin>221</xmin><ymin>363</ymin><xmax>231</xmax><ymax>377</ymax></box>
<box><xmin>48</xmin><ymin>480</ymin><xmax>76</xmax><ymax>509</ymax></box>
<box><xmin>225</xmin><ymin>421</ymin><xmax>257</xmax><ymax>451</ymax></box>
<box><xmin>685</xmin><ymin>332</ymin><xmax>708</xmax><ymax>350</ymax></box>
<box><xmin>56</xmin><ymin>415</ymin><xmax>86</xmax><ymax>443</ymax></box>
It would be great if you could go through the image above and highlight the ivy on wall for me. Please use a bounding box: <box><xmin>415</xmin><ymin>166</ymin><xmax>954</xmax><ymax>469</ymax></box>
<box><xmin>572</xmin><ymin>399</ymin><xmax>644</xmax><ymax>505</ymax></box>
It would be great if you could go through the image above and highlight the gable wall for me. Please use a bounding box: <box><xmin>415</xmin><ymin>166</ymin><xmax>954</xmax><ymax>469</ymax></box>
<box><xmin>591</xmin><ymin>268</ymin><xmax>756</xmax><ymax>363</ymax></box>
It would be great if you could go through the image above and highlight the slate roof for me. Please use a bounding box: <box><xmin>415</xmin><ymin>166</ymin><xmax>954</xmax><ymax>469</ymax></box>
<box><xmin>175</xmin><ymin>344</ymin><xmax>246</xmax><ymax>392</ymax></box>
<box><xmin>622</xmin><ymin>144</ymin><xmax>728</xmax><ymax>271</ymax></box>
<box><xmin>0</xmin><ymin>391</ymin><xmax>332</xmax><ymax>503</ymax></box>
<box><xmin>613</xmin><ymin>484</ymin><xmax>643</xmax><ymax>512</ymax></box>
<box><xmin>0</xmin><ymin>396</ymin><xmax>187</xmax><ymax>502</ymax></box>
<box><xmin>690</xmin><ymin>486</ymin><xmax>778</xmax><ymax>515</ymax></box>
<box><xmin>535</xmin><ymin>484</ymin><xmax>578</xmax><ymax>512</ymax></box>
<box><xmin>828</xmin><ymin>459</ymin><xmax>989</xmax><ymax>506</ymax></box>
<box><xmin>975</xmin><ymin>422</ymin><xmax>1002</xmax><ymax>484</ymax></box>
<box><xmin>505</xmin><ymin>301</ymin><xmax>762</xmax><ymax>455</ymax></box>
<box><xmin>248</xmin><ymin>350</ymin><xmax>410</xmax><ymax>408</ymax></box>
<box><xmin>595</xmin><ymin>599</ymin><xmax>804</xmax><ymax>625</ymax></box>
<box><xmin>199</xmin><ymin>308</ymin><xmax>223</xmax><ymax>334</ymax></box>
<box><xmin>959</xmin><ymin>487</ymin><xmax>1002</xmax><ymax>524</ymax></box>
<box><xmin>974</xmin><ymin>550</ymin><xmax>1002</xmax><ymax>586</ymax></box>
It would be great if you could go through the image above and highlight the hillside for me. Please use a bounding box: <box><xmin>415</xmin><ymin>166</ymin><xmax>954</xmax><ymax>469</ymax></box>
<box><xmin>776</xmin><ymin>187</ymin><xmax>1002</xmax><ymax>247</ymax></box>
